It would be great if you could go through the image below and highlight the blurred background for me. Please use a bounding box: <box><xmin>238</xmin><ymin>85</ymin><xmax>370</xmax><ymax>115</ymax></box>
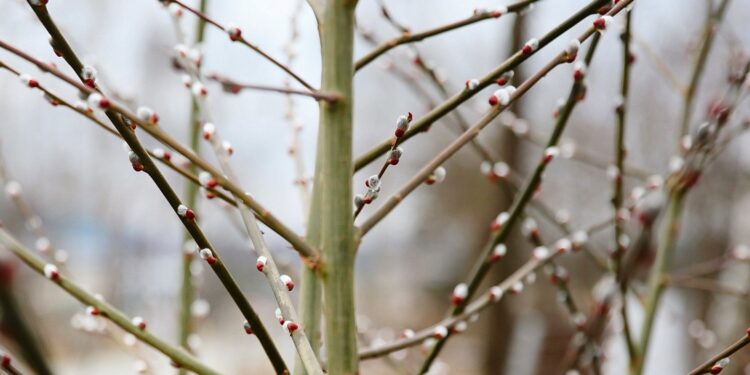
<box><xmin>1</xmin><ymin>0</ymin><xmax>750</xmax><ymax>373</ymax></box>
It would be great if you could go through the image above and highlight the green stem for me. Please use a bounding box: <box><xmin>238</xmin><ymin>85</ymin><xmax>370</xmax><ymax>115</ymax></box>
<box><xmin>306</xmin><ymin>1</ymin><xmax>358</xmax><ymax>373</ymax></box>
<box><xmin>178</xmin><ymin>0</ymin><xmax>208</xmax><ymax>363</ymax></box>
<box><xmin>632</xmin><ymin>192</ymin><xmax>685</xmax><ymax>375</ymax></box>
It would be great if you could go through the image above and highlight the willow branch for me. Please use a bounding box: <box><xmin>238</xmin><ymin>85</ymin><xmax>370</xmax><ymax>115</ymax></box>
<box><xmin>358</xmin><ymin>220</ymin><xmax>610</xmax><ymax>360</ymax></box>
<box><xmin>678</xmin><ymin>0</ymin><xmax>732</xmax><ymax>139</ymax></box>
<box><xmin>0</xmin><ymin>38</ymin><xmax>318</xmax><ymax>262</ymax></box>
<box><xmin>687</xmin><ymin>330</ymin><xmax>750</xmax><ymax>375</ymax></box>
<box><xmin>21</xmin><ymin>6</ymin><xmax>288</xmax><ymax>372</ymax></box>
<box><xmin>206</xmin><ymin>73</ymin><xmax>339</xmax><ymax>102</ymax></box>
<box><xmin>416</xmin><ymin>22</ymin><xmax>611</xmax><ymax>370</ymax></box>
<box><xmin>613</xmin><ymin>11</ymin><xmax>637</xmax><ymax>365</ymax></box>
<box><xmin>164</xmin><ymin>0</ymin><xmax>316</xmax><ymax>91</ymax></box>
<box><xmin>353</xmin><ymin>0</ymin><xmax>610</xmax><ymax>171</ymax></box>
<box><xmin>181</xmin><ymin>45</ymin><xmax>323</xmax><ymax>374</ymax></box>
<box><xmin>355</xmin><ymin>0</ymin><xmax>540</xmax><ymax>71</ymax></box>
<box><xmin>0</xmin><ymin>228</ymin><xmax>219</xmax><ymax>375</ymax></box>
<box><xmin>177</xmin><ymin>0</ymin><xmax>207</xmax><ymax>361</ymax></box>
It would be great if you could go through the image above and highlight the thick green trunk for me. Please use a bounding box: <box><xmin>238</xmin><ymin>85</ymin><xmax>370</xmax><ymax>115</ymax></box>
<box><xmin>304</xmin><ymin>1</ymin><xmax>358</xmax><ymax>374</ymax></box>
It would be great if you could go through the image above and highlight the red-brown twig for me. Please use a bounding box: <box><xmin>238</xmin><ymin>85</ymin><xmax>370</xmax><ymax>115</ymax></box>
<box><xmin>206</xmin><ymin>73</ymin><xmax>340</xmax><ymax>102</ymax></box>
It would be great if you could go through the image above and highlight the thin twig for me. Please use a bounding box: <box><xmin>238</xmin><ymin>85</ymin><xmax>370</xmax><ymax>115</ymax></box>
<box><xmin>687</xmin><ymin>330</ymin><xmax>750</xmax><ymax>375</ymax></box>
<box><xmin>355</xmin><ymin>0</ymin><xmax>541</xmax><ymax>71</ymax></box>
<box><xmin>165</xmin><ymin>0</ymin><xmax>316</xmax><ymax>91</ymax></box>
<box><xmin>206</xmin><ymin>73</ymin><xmax>340</xmax><ymax>102</ymax></box>
<box><xmin>612</xmin><ymin>11</ymin><xmax>637</xmax><ymax>365</ymax></box>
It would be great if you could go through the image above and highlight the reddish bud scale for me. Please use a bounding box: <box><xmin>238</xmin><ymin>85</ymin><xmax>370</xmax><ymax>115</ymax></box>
<box><xmin>53</xmin><ymin>49</ymin><xmax>62</xmax><ymax>57</ymax></box>
<box><xmin>206</xmin><ymin>179</ymin><xmax>218</xmax><ymax>189</ymax></box>
<box><xmin>628</xmin><ymin>53</ymin><xmax>637</xmax><ymax>65</ymax></box>
<box><xmin>206</xmin><ymin>256</ymin><xmax>217</xmax><ymax>265</ymax></box>
<box><xmin>228</xmin><ymin>28</ymin><xmax>242</xmax><ymax>42</ymax></box>
<box><xmin>710</xmin><ymin>366</ymin><xmax>723</xmax><ymax>374</ymax></box>
<box><xmin>746</xmin><ymin>327</ymin><xmax>750</xmax><ymax>337</ymax></box>
<box><xmin>488</xmin><ymin>95</ymin><xmax>499</xmax><ymax>106</ymax></box>
<box><xmin>285</xmin><ymin>321</ymin><xmax>299</xmax><ymax>334</ymax></box>
<box><xmin>1</xmin><ymin>354</ymin><xmax>9</xmax><ymax>367</ymax></box>
<box><xmin>132</xmin><ymin>162</ymin><xmax>144</xmax><ymax>172</ymax></box>
<box><xmin>388</xmin><ymin>158</ymin><xmax>399</xmax><ymax>165</ymax></box>
<box><xmin>244</xmin><ymin>322</ymin><xmax>253</xmax><ymax>335</ymax></box>
<box><xmin>521</xmin><ymin>45</ymin><xmax>533</xmax><ymax>55</ymax></box>
<box><xmin>394</xmin><ymin>129</ymin><xmax>405</xmax><ymax>138</ymax></box>
<box><xmin>99</xmin><ymin>98</ymin><xmax>111</xmax><ymax>109</ymax></box>
<box><xmin>162</xmin><ymin>151</ymin><xmax>171</xmax><ymax>161</ymax></box>
<box><xmin>496</xmin><ymin>78</ymin><xmax>508</xmax><ymax>86</ymax></box>
<box><xmin>593</xmin><ymin>17</ymin><xmax>608</xmax><ymax>30</ymax></box>
<box><xmin>84</xmin><ymin>79</ymin><xmax>96</xmax><ymax>88</ymax></box>
<box><xmin>28</xmin><ymin>79</ymin><xmax>39</xmax><ymax>88</ymax></box>
<box><xmin>205</xmin><ymin>191</ymin><xmax>216</xmax><ymax>199</ymax></box>
<box><xmin>450</xmin><ymin>295</ymin><xmax>464</xmax><ymax>306</ymax></box>
<box><xmin>596</xmin><ymin>6</ymin><xmax>611</xmax><ymax>15</ymax></box>
<box><xmin>490</xmin><ymin>10</ymin><xmax>502</xmax><ymax>18</ymax></box>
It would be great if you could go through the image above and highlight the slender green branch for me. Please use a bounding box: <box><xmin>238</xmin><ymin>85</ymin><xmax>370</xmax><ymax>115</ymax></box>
<box><xmin>677</xmin><ymin>0</ymin><xmax>732</xmax><ymax>140</ymax></box>
<box><xmin>353</xmin><ymin>0</ymin><xmax>610</xmax><ymax>171</ymax></box>
<box><xmin>355</xmin><ymin>0</ymin><xmax>540</xmax><ymax>71</ymax></box>
<box><xmin>21</xmin><ymin>7</ymin><xmax>289</xmax><ymax>373</ymax></box>
<box><xmin>178</xmin><ymin>0</ymin><xmax>208</xmax><ymax>362</ymax></box>
<box><xmin>0</xmin><ymin>228</ymin><xmax>219</xmax><ymax>375</ymax></box>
